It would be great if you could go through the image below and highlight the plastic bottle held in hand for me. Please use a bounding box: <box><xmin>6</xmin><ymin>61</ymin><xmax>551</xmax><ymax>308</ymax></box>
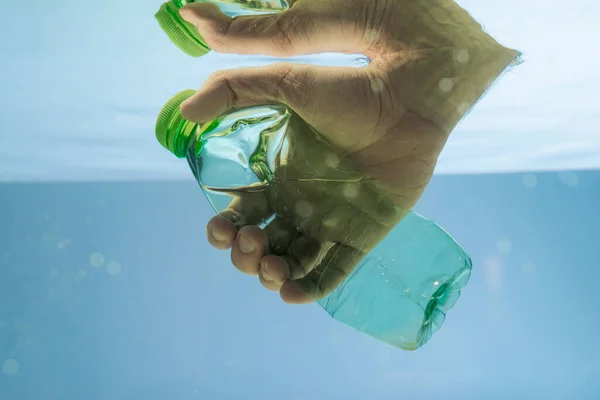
<box><xmin>155</xmin><ymin>90</ymin><xmax>473</xmax><ymax>351</ymax></box>
<box><xmin>155</xmin><ymin>0</ymin><xmax>289</xmax><ymax>57</ymax></box>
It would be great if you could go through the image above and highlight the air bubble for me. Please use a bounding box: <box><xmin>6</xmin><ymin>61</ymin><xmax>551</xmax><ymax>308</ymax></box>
<box><xmin>496</xmin><ymin>239</ymin><xmax>512</xmax><ymax>255</ymax></box>
<box><xmin>325</xmin><ymin>153</ymin><xmax>339</xmax><ymax>168</ymax></box>
<box><xmin>522</xmin><ymin>174</ymin><xmax>538</xmax><ymax>188</ymax></box>
<box><xmin>237</xmin><ymin>151</ymin><xmax>248</xmax><ymax>168</ymax></box>
<box><xmin>522</xmin><ymin>262</ymin><xmax>536</xmax><ymax>277</ymax></box>
<box><xmin>342</xmin><ymin>184</ymin><xmax>359</xmax><ymax>199</ymax></box>
<box><xmin>295</xmin><ymin>201</ymin><xmax>313</xmax><ymax>219</ymax></box>
<box><xmin>558</xmin><ymin>171</ymin><xmax>579</xmax><ymax>188</ymax></box>
<box><xmin>106</xmin><ymin>260</ymin><xmax>122</xmax><ymax>276</ymax></box>
<box><xmin>89</xmin><ymin>252</ymin><xmax>104</xmax><ymax>268</ymax></box>
<box><xmin>364</xmin><ymin>28</ymin><xmax>379</xmax><ymax>44</ymax></box>
<box><xmin>56</xmin><ymin>238</ymin><xmax>71</xmax><ymax>249</ymax></box>
<box><xmin>438</xmin><ymin>78</ymin><xmax>454</xmax><ymax>92</ymax></box>
<box><xmin>370</xmin><ymin>77</ymin><xmax>385</xmax><ymax>92</ymax></box>
<box><xmin>455</xmin><ymin>49</ymin><xmax>470</xmax><ymax>63</ymax></box>
<box><xmin>484</xmin><ymin>256</ymin><xmax>503</xmax><ymax>293</ymax></box>
<box><xmin>2</xmin><ymin>359</ymin><xmax>19</xmax><ymax>375</ymax></box>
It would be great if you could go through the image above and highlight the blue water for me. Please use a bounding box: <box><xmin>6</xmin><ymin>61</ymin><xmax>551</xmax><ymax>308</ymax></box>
<box><xmin>1</xmin><ymin>171</ymin><xmax>599</xmax><ymax>398</ymax></box>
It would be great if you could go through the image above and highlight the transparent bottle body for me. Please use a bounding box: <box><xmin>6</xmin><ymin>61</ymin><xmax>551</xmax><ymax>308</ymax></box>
<box><xmin>170</xmin><ymin>0</ymin><xmax>289</xmax><ymax>17</ymax></box>
<box><xmin>184</xmin><ymin>106</ymin><xmax>472</xmax><ymax>350</ymax></box>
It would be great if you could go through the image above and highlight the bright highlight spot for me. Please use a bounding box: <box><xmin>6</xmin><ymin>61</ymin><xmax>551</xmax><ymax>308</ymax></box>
<box><xmin>2</xmin><ymin>358</ymin><xmax>19</xmax><ymax>375</ymax></box>
<box><xmin>497</xmin><ymin>239</ymin><xmax>512</xmax><ymax>255</ymax></box>
<box><xmin>236</xmin><ymin>151</ymin><xmax>249</xmax><ymax>168</ymax></box>
<box><xmin>438</xmin><ymin>78</ymin><xmax>454</xmax><ymax>92</ymax></box>
<box><xmin>56</xmin><ymin>238</ymin><xmax>71</xmax><ymax>249</ymax></box>
<box><xmin>487</xmin><ymin>310</ymin><xmax>504</xmax><ymax>328</ymax></box>
<box><xmin>455</xmin><ymin>48</ymin><xmax>470</xmax><ymax>64</ymax></box>
<box><xmin>558</xmin><ymin>171</ymin><xmax>579</xmax><ymax>188</ymax></box>
<box><xmin>522</xmin><ymin>173</ymin><xmax>538</xmax><ymax>188</ymax></box>
<box><xmin>342</xmin><ymin>183</ymin><xmax>359</xmax><ymax>199</ymax></box>
<box><xmin>484</xmin><ymin>256</ymin><xmax>503</xmax><ymax>293</ymax></box>
<box><xmin>522</xmin><ymin>262</ymin><xmax>537</xmax><ymax>277</ymax></box>
<box><xmin>89</xmin><ymin>252</ymin><xmax>104</xmax><ymax>268</ymax></box>
<box><xmin>457</xmin><ymin>101</ymin><xmax>471</xmax><ymax>114</ymax></box>
<box><xmin>325</xmin><ymin>153</ymin><xmax>340</xmax><ymax>168</ymax></box>
<box><xmin>322</xmin><ymin>215</ymin><xmax>338</xmax><ymax>229</ymax></box>
<box><xmin>364</xmin><ymin>28</ymin><xmax>379</xmax><ymax>44</ymax></box>
<box><xmin>106</xmin><ymin>260</ymin><xmax>122</xmax><ymax>276</ymax></box>
<box><xmin>370</xmin><ymin>77</ymin><xmax>385</xmax><ymax>92</ymax></box>
<box><xmin>295</xmin><ymin>201</ymin><xmax>313</xmax><ymax>219</ymax></box>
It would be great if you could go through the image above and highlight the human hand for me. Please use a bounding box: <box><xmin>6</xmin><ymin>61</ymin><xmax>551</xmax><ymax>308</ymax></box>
<box><xmin>178</xmin><ymin>0</ymin><xmax>520</xmax><ymax>303</ymax></box>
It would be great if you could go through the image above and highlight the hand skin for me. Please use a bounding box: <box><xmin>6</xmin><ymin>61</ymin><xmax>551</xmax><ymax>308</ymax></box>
<box><xmin>178</xmin><ymin>0</ymin><xmax>521</xmax><ymax>304</ymax></box>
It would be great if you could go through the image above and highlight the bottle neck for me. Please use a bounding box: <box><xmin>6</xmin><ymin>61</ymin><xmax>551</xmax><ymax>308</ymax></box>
<box><xmin>168</xmin><ymin>112</ymin><xmax>198</xmax><ymax>158</ymax></box>
<box><xmin>172</xmin><ymin>0</ymin><xmax>194</xmax><ymax>8</ymax></box>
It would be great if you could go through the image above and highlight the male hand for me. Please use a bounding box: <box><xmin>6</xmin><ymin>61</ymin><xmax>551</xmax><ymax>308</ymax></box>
<box><xmin>178</xmin><ymin>0</ymin><xmax>520</xmax><ymax>304</ymax></box>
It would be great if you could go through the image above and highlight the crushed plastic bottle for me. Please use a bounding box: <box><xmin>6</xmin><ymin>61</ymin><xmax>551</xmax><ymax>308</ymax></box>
<box><xmin>155</xmin><ymin>0</ymin><xmax>290</xmax><ymax>57</ymax></box>
<box><xmin>155</xmin><ymin>90</ymin><xmax>473</xmax><ymax>350</ymax></box>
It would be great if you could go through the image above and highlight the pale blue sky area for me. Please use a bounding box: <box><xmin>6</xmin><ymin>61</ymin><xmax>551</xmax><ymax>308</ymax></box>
<box><xmin>1</xmin><ymin>172</ymin><xmax>599</xmax><ymax>399</ymax></box>
<box><xmin>0</xmin><ymin>0</ymin><xmax>599</xmax><ymax>181</ymax></box>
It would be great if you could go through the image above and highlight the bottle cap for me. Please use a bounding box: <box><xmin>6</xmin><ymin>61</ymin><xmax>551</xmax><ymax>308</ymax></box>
<box><xmin>155</xmin><ymin>90</ymin><xmax>196</xmax><ymax>156</ymax></box>
<box><xmin>155</xmin><ymin>1</ymin><xmax>211</xmax><ymax>57</ymax></box>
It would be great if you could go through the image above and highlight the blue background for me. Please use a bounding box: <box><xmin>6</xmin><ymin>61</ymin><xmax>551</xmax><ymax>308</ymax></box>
<box><xmin>1</xmin><ymin>172</ymin><xmax>599</xmax><ymax>399</ymax></box>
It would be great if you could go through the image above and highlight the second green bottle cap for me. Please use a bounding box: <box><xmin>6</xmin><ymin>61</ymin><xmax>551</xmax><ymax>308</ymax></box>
<box><xmin>155</xmin><ymin>1</ymin><xmax>211</xmax><ymax>57</ymax></box>
<box><xmin>155</xmin><ymin>90</ymin><xmax>197</xmax><ymax>156</ymax></box>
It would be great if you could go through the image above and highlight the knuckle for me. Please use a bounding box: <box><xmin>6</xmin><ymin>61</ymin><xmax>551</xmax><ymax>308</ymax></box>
<box><xmin>273</xmin><ymin>12</ymin><xmax>298</xmax><ymax>56</ymax></box>
<box><xmin>205</xmin><ymin>69</ymin><xmax>229</xmax><ymax>84</ymax></box>
<box><xmin>274</xmin><ymin>64</ymin><xmax>310</xmax><ymax>109</ymax></box>
<box><xmin>204</xmin><ymin>70</ymin><xmax>237</xmax><ymax>107</ymax></box>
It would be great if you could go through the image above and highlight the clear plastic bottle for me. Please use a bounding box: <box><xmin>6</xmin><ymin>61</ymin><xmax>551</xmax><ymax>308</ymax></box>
<box><xmin>155</xmin><ymin>90</ymin><xmax>473</xmax><ymax>350</ymax></box>
<box><xmin>155</xmin><ymin>0</ymin><xmax>290</xmax><ymax>57</ymax></box>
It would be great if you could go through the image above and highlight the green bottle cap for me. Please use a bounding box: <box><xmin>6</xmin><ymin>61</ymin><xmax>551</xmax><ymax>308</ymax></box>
<box><xmin>155</xmin><ymin>1</ymin><xmax>211</xmax><ymax>57</ymax></box>
<box><xmin>155</xmin><ymin>90</ymin><xmax>197</xmax><ymax>157</ymax></box>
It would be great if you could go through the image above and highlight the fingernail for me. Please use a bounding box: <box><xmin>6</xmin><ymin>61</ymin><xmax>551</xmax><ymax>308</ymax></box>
<box><xmin>262</xmin><ymin>270</ymin><xmax>274</xmax><ymax>282</ymax></box>
<box><xmin>261</xmin><ymin>260</ymin><xmax>273</xmax><ymax>281</ymax></box>
<box><xmin>211</xmin><ymin>229</ymin><xmax>228</xmax><ymax>242</ymax></box>
<box><xmin>238</xmin><ymin>234</ymin><xmax>256</xmax><ymax>253</ymax></box>
<box><xmin>225</xmin><ymin>210</ymin><xmax>242</xmax><ymax>224</ymax></box>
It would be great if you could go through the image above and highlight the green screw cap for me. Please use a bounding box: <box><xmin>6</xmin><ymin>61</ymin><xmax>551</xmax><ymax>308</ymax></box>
<box><xmin>156</xmin><ymin>90</ymin><xmax>197</xmax><ymax>156</ymax></box>
<box><xmin>155</xmin><ymin>1</ymin><xmax>211</xmax><ymax>57</ymax></box>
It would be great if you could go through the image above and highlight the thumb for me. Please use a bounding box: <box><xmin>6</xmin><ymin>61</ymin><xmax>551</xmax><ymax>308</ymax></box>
<box><xmin>178</xmin><ymin>2</ymin><xmax>366</xmax><ymax>57</ymax></box>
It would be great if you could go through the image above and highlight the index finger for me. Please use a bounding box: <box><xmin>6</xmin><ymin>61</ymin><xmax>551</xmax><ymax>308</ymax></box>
<box><xmin>178</xmin><ymin>0</ymin><xmax>371</xmax><ymax>57</ymax></box>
